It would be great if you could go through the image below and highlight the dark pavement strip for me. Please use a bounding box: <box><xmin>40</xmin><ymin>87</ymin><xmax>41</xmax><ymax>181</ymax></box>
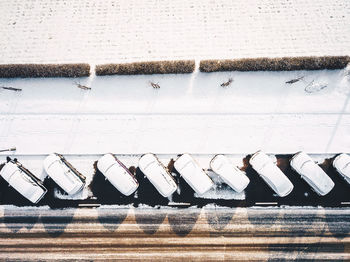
<box><xmin>0</xmin><ymin>207</ymin><xmax>349</xmax><ymax>260</ymax></box>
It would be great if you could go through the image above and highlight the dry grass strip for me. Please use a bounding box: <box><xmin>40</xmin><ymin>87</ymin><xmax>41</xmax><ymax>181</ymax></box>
<box><xmin>0</xmin><ymin>64</ymin><xmax>90</xmax><ymax>78</ymax></box>
<box><xmin>199</xmin><ymin>56</ymin><xmax>350</xmax><ymax>72</ymax></box>
<box><xmin>96</xmin><ymin>60</ymin><xmax>195</xmax><ymax>75</ymax></box>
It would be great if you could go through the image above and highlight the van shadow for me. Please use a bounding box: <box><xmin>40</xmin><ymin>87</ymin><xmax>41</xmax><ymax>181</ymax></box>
<box><xmin>0</xmin><ymin>175</ymin><xmax>40</xmax><ymax>207</ymax></box>
<box><xmin>244</xmin><ymin>154</ymin><xmax>278</xmax><ymax>206</ymax></box>
<box><xmin>40</xmin><ymin>209</ymin><xmax>75</xmax><ymax>237</ymax></box>
<box><xmin>89</xmin><ymin>162</ymin><xmax>136</xmax><ymax>205</ymax></box>
<box><xmin>97</xmin><ymin>208</ymin><xmax>130</xmax><ymax>232</ymax></box>
<box><xmin>41</xmin><ymin>177</ymin><xmax>79</xmax><ymax>208</ymax></box>
<box><xmin>318</xmin><ymin>156</ymin><xmax>350</xmax><ymax>207</ymax></box>
<box><xmin>170</xmin><ymin>167</ymin><xmax>195</xmax><ymax>205</ymax></box>
<box><xmin>135</xmin><ymin>167</ymin><xmax>169</xmax><ymax>207</ymax></box>
<box><xmin>2</xmin><ymin>207</ymin><xmax>39</xmax><ymax>233</ymax></box>
<box><xmin>167</xmin><ymin>209</ymin><xmax>200</xmax><ymax>237</ymax></box>
<box><xmin>276</xmin><ymin>154</ymin><xmax>320</xmax><ymax>207</ymax></box>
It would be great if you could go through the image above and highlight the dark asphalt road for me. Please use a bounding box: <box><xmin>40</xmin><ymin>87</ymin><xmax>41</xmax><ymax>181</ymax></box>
<box><xmin>0</xmin><ymin>207</ymin><xmax>349</xmax><ymax>261</ymax></box>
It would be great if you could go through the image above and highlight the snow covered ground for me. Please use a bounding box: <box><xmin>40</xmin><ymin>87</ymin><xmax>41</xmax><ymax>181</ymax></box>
<box><xmin>0</xmin><ymin>63</ymin><xmax>349</xmax><ymax>203</ymax></box>
<box><xmin>0</xmin><ymin>0</ymin><xmax>350</xmax><ymax>64</ymax></box>
<box><xmin>1</xmin><ymin>67</ymin><xmax>348</xmax><ymax>201</ymax></box>
<box><xmin>0</xmin><ymin>68</ymin><xmax>349</xmax><ymax>155</ymax></box>
<box><xmin>0</xmin><ymin>0</ymin><xmax>350</xmax><ymax>203</ymax></box>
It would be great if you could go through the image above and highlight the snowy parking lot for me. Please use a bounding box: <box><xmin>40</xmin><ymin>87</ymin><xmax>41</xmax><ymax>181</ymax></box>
<box><xmin>0</xmin><ymin>0</ymin><xmax>350</xmax><ymax>208</ymax></box>
<box><xmin>1</xmin><ymin>68</ymin><xmax>350</xmax><ymax>207</ymax></box>
<box><xmin>0</xmin><ymin>152</ymin><xmax>349</xmax><ymax>207</ymax></box>
<box><xmin>1</xmin><ymin>1</ymin><xmax>350</xmax><ymax>260</ymax></box>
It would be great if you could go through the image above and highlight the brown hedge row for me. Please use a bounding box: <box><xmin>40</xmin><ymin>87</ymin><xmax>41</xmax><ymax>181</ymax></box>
<box><xmin>95</xmin><ymin>60</ymin><xmax>195</xmax><ymax>75</ymax></box>
<box><xmin>0</xmin><ymin>63</ymin><xmax>90</xmax><ymax>78</ymax></box>
<box><xmin>199</xmin><ymin>56</ymin><xmax>350</xmax><ymax>72</ymax></box>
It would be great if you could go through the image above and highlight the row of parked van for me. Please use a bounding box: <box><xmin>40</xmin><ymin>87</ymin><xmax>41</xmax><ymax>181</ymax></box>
<box><xmin>0</xmin><ymin>151</ymin><xmax>350</xmax><ymax>204</ymax></box>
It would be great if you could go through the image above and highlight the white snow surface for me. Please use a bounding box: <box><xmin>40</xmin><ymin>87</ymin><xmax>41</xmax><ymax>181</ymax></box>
<box><xmin>1</xmin><ymin>0</ymin><xmax>350</xmax><ymax>201</ymax></box>
<box><xmin>0</xmin><ymin>69</ymin><xmax>349</xmax><ymax>155</ymax></box>
<box><xmin>0</xmin><ymin>0</ymin><xmax>350</xmax><ymax>64</ymax></box>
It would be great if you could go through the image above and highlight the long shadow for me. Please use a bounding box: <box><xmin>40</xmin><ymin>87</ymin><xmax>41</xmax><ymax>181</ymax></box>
<box><xmin>97</xmin><ymin>208</ymin><xmax>130</xmax><ymax>232</ymax></box>
<box><xmin>205</xmin><ymin>206</ymin><xmax>235</xmax><ymax>234</ymax></box>
<box><xmin>89</xmin><ymin>162</ymin><xmax>136</xmax><ymax>205</ymax></box>
<box><xmin>171</xmin><ymin>158</ymin><xmax>247</xmax><ymax>208</ymax></box>
<box><xmin>2</xmin><ymin>207</ymin><xmax>39</xmax><ymax>233</ymax></box>
<box><xmin>0</xmin><ymin>175</ymin><xmax>40</xmax><ymax>207</ymax></box>
<box><xmin>167</xmin><ymin>209</ymin><xmax>200</xmax><ymax>237</ymax></box>
<box><xmin>40</xmin><ymin>209</ymin><xmax>75</xmax><ymax>237</ymax></box>
<box><xmin>134</xmin><ymin>208</ymin><xmax>168</xmax><ymax>235</ymax></box>
<box><xmin>135</xmin><ymin>167</ymin><xmax>169</xmax><ymax>207</ymax></box>
<box><xmin>171</xmin><ymin>167</ymin><xmax>195</xmax><ymax>205</ymax></box>
<box><xmin>1</xmin><ymin>154</ymin><xmax>350</xmax><ymax>209</ymax></box>
<box><xmin>244</xmin><ymin>154</ymin><xmax>278</xmax><ymax>205</ymax></box>
<box><xmin>245</xmin><ymin>154</ymin><xmax>282</xmax><ymax>228</ymax></box>
<box><xmin>41</xmin><ymin>177</ymin><xmax>79</xmax><ymax>208</ymax></box>
<box><xmin>319</xmin><ymin>156</ymin><xmax>350</xmax><ymax>207</ymax></box>
<box><xmin>277</xmin><ymin>154</ymin><xmax>321</xmax><ymax>207</ymax></box>
<box><xmin>279</xmin><ymin>155</ymin><xmax>350</xmax><ymax>207</ymax></box>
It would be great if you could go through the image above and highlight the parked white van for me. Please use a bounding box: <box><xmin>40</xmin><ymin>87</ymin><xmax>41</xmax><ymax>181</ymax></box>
<box><xmin>249</xmin><ymin>151</ymin><xmax>294</xmax><ymax>197</ymax></box>
<box><xmin>333</xmin><ymin>153</ymin><xmax>350</xmax><ymax>185</ymax></box>
<box><xmin>210</xmin><ymin>154</ymin><xmax>250</xmax><ymax>193</ymax></box>
<box><xmin>0</xmin><ymin>159</ymin><xmax>47</xmax><ymax>203</ymax></box>
<box><xmin>97</xmin><ymin>153</ymin><xmax>139</xmax><ymax>196</ymax></box>
<box><xmin>44</xmin><ymin>153</ymin><xmax>86</xmax><ymax>195</ymax></box>
<box><xmin>174</xmin><ymin>153</ymin><xmax>214</xmax><ymax>196</ymax></box>
<box><xmin>290</xmin><ymin>151</ymin><xmax>334</xmax><ymax>196</ymax></box>
<box><xmin>138</xmin><ymin>153</ymin><xmax>177</xmax><ymax>197</ymax></box>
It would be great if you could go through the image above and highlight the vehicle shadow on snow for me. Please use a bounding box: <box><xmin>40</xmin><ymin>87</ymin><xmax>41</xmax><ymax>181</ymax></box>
<box><xmin>1</xmin><ymin>154</ymin><xmax>349</xmax><ymax>209</ymax></box>
<box><xmin>89</xmin><ymin>161</ymin><xmax>136</xmax><ymax>205</ymax></box>
<box><xmin>276</xmin><ymin>154</ymin><xmax>321</xmax><ymax>207</ymax></box>
<box><xmin>134</xmin><ymin>167</ymin><xmax>170</xmax><ymax>207</ymax></box>
<box><xmin>90</xmin><ymin>161</ymin><xmax>170</xmax><ymax>207</ymax></box>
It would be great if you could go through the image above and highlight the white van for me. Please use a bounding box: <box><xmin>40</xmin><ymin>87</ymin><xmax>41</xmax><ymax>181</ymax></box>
<box><xmin>333</xmin><ymin>153</ymin><xmax>350</xmax><ymax>185</ymax></box>
<box><xmin>43</xmin><ymin>153</ymin><xmax>86</xmax><ymax>195</ymax></box>
<box><xmin>210</xmin><ymin>154</ymin><xmax>250</xmax><ymax>193</ymax></box>
<box><xmin>138</xmin><ymin>153</ymin><xmax>177</xmax><ymax>197</ymax></box>
<box><xmin>0</xmin><ymin>159</ymin><xmax>47</xmax><ymax>203</ymax></box>
<box><xmin>97</xmin><ymin>153</ymin><xmax>139</xmax><ymax>196</ymax></box>
<box><xmin>249</xmin><ymin>151</ymin><xmax>294</xmax><ymax>197</ymax></box>
<box><xmin>174</xmin><ymin>153</ymin><xmax>214</xmax><ymax>196</ymax></box>
<box><xmin>290</xmin><ymin>151</ymin><xmax>334</xmax><ymax>196</ymax></box>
